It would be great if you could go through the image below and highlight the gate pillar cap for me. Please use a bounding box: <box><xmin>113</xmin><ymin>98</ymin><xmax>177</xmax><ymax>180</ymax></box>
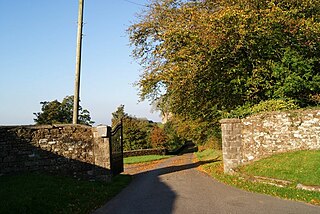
<box><xmin>220</xmin><ymin>118</ymin><xmax>241</xmax><ymax>124</ymax></box>
<box><xmin>96</xmin><ymin>125</ymin><xmax>108</xmax><ymax>137</ymax></box>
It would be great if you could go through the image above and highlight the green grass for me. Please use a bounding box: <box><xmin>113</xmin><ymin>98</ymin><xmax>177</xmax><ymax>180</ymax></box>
<box><xmin>195</xmin><ymin>149</ymin><xmax>320</xmax><ymax>206</ymax></box>
<box><xmin>124</xmin><ymin>155</ymin><xmax>172</xmax><ymax>164</ymax></box>
<box><xmin>0</xmin><ymin>173</ymin><xmax>131</xmax><ymax>214</ymax></box>
<box><xmin>196</xmin><ymin>148</ymin><xmax>221</xmax><ymax>161</ymax></box>
<box><xmin>239</xmin><ymin>150</ymin><xmax>320</xmax><ymax>186</ymax></box>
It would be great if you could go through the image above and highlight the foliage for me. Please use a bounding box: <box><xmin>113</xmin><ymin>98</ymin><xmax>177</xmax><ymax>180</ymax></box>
<box><xmin>111</xmin><ymin>105</ymin><xmax>156</xmax><ymax>151</ymax></box>
<box><xmin>196</xmin><ymin>149</ymin><xmax>320</xmax><ymax>206</ymax></box>
<box><xmin>33</xmin><ymin>96</ymin><xmax>94</xmax><ymax>126</ymax></box>
<box><xmin>111</xmin><ymin>105</ymin><xmax>187</xmax><ymax>151</ymax></box>
<box><xmin>226</xmin><ymin>99</ymin><xmax>299</xmax><ymax>118</ymax></box>
<box><xmin>309</xmin><ymin>94</ymin><xmax>320</xmax><ymax>104</ymax></box>
<box><xmin>129</xmin><ymin>0</ymin><xmax>320</xmax><ymax>122</ymax></box>
<box><xmin>150</xmin><ymin>126</ymin><xmax>167</xmax><ymax>148</ymax></box>
<box><xmin>164</xmin><ymin>116</ymin><xmax>221</xmax><ymax>148</ymax></box>
<box><xmin>270</xmin><ymin>48</ymin><xmax>320</xmax><ymax>106</ymax></box>
<box><xmin>111</xmin><ymin>104</ymin><xmax>127</xmax><ymax>127</ymax></box>
<box><xmin>123</xmin><ymin>116</ymin><xmax>154</xmax><ymax>150</ymax></box>
<box><xmin>163</xmin><ymin>121</ymin><xmax>186</xmax><ymax>150</ymax></box>
<box><xmin>0</xmin><ymin>173</ymin><xmax>131</xmax><ymax>214</ymax></box>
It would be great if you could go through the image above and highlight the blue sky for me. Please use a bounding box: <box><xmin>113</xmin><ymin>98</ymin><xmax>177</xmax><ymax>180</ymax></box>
<box><xmin>0</xmin><ymin>0</ymin><xmax>161</xmax><ymax>125</ymax></box>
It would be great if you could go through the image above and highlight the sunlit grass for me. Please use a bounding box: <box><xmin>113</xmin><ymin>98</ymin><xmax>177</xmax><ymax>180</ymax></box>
<box><xmin>195</xmin><ymin>149</ymin><xmax>320</xmax><ymax>206</ymax></box>
<box><xmin>124</xmin><ymin>155</ymin><xmax>172</xmax><ymax>164</ymax></box>
<box><xmin>240</xmin><ymin>150</ymin><xmax>320</xmax><ymax>186</ymax></box>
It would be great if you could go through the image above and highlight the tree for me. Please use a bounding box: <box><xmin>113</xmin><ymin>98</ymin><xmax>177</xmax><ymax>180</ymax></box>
<box><xmin>128</xmin><ymin>0</ymin><xmax>320</xmax><ymax>122</ymax></box>
<box><xmin>111</xmin><ymin>104</ymin><xmax>128</xmax><ymax>127</ymax></box>
<box><xmin>162</xmin><ymin>121</ymin><xmax>185</xmax><ymax>150</ymax></box>
<box><xmin>34</xmin><ymin>96</ymin><xmax>94</xmax><ymax>125</ymax></box>
<box><xmin>150</xmin><ymin>126</ymin><xmax>167</xmax><ymax>148</ymax></box>
<box><xmin>123</xmin><ymin>116</ymin><xmax>153</xmax><ymax>150</ymax></box>
<box><xmin>111</xmin><ymin>105</ymin><xmax>155</xmax><ymax>150</ymax></box>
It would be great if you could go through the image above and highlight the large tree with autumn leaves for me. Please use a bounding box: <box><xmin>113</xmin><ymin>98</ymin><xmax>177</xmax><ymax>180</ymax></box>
<box><xmin>129</xmin><ymin>0</ymin><xmax>320</xmax><ymax>121</ymax></box>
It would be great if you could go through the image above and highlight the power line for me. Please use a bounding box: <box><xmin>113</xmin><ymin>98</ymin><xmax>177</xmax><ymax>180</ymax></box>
<box><xmin>123</xmin><ymin>0</ymin><xmax>149</xmax><ymax>7</ymax></box>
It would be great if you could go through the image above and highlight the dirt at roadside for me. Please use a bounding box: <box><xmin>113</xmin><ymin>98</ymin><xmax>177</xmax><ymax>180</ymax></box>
<box><xmin>123</xmin><ymin>159</ymin><xmax>168</xmax><ymax>175</ymax></box>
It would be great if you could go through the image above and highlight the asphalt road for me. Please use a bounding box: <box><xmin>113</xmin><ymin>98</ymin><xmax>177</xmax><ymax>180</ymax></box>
<box><xmin>93</xmin><ymin>153</ymin><xmax>320</xmax><ymax>214</ymax></box>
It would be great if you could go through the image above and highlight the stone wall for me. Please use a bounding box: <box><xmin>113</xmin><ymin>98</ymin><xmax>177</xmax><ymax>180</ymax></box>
<box><xmin>0</xmin><ymin>124</ymin><xmax>111</xmax><ymax>181</ymax></box>
<box><xmin>221</xmin><ymin>109</ymin><xmax>320</xmax><ymax>174</ymax></box>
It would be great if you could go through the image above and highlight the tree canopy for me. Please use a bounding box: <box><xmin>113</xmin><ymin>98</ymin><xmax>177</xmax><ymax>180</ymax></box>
<box><xmin>129</xmin><ymin>0</ymin><xmax>320</xmax><ymax>123</ymax></box>
<box><xmin>111</xmin><ymin>105</ymin><xmax>185</xmax><ymax>150</ymax></box>
<box><xmin>34</xmin><ymin>96</ymin><xmax>94</xmax><ymax>126</ymax></box>
<box><xmin>111</xmin><ymin>104</ymin><xmax>127</xmax><ymax>127</ymax></box>
<box><xmin>111</xmin><ymin>105</ymin><xmax>154</xmax><ymax>150</ymax></box>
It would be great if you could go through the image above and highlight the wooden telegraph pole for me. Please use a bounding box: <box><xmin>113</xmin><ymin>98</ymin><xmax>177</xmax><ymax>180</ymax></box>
<box><xmin>73</xmin><ymin>0</ymin><xmax>84</xmax><ymax>124</ymax></box>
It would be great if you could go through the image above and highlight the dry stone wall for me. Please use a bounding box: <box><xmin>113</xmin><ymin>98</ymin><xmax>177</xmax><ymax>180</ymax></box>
<box><xmin>0</xmin><ymin>124</ymin><xmax>111</xmax><ymax>181</ymax></box>
<box><xmin>221</xmin><ymin>109</ymin><xmax>320</xmax><ymax>174</ymax></box>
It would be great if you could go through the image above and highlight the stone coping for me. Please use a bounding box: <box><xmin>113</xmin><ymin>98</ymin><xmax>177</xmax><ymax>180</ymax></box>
<box><xmin>219</xmin><ymin>118</ymin><xmax>241</xmax><ymax>124</ymax></box>
<box><xmin>0</xmin><ymin>124</ymin><xmax>92</xmax><ymax>129</ymax></box>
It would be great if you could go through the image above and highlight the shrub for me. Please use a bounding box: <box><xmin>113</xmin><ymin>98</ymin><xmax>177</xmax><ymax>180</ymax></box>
<box><xmin>226</xmin><ymin>99</ymin><xmax>299</xmax><ymax>118</ymax></box>
<box><xmin>150</xmin><ymin>126</ymin><xmax>167</xmax><ymax>149</ymax></box>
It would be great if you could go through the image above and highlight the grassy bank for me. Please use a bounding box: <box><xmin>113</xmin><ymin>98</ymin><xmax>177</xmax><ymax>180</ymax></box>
<box><xmin>196</xmin><ymin>149</ymin><xmax>320</xmax><ymax>205</ymax></box>
<box><xmin>239</xmin><ymin>150</ymin><xmax>320</xmax><ymax>186</ymax></box>
<box><xmin>124</xmin><ymin>155</ymin><xmax>172</xmax><ymax>164</ymax></box>
<box><xmin>0</xmin><ymin>173</ymin><xmax>131</xmax><ymax>214</ymax></box>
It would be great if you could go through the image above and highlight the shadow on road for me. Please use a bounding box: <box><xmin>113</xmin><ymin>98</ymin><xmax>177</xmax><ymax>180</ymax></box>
<box><xmin>94</xmin><ymin>155</ymin><xmax>221</xmax><ymax>214</ymax></box>
<box><xmin>137</xmin><ymin>157</ymin><xmax>221</xmax><ymax>177</ymax></box>
<box><xmin>95</xmin><ymin>154</ymin><xmax>320</xmax><ymax>214</ymax></box>
<box><xmin>159</xmin><ymin>158</ymin><xmax>220</xmax><ymax>176</ymax></box>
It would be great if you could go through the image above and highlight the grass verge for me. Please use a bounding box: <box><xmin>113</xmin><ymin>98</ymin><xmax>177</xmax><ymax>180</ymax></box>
<box><xmin>124</xmin><ymin>155</ymin><xmax>172</xmax><ymax>164</ymax></box>
<box><xmin>239</xmin><ymin>150</ymin><xmax>320</xmax><ymax>186</ymax></box>
<box><xmin>195</xmin><ymin>149</ymin><xmax>320</xmax><ymax>206</ymax></box>
<box><xmin>0</xmin><ymin>173</ymin><xmax>131</xmax><ymax>214</ymax></box>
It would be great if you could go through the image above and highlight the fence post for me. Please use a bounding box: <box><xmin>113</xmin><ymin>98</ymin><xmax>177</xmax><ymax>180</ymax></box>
<box><xmin>220</xmin><ymin>118</ymin><xmax>242</xmax><ymax>174</ymax></box>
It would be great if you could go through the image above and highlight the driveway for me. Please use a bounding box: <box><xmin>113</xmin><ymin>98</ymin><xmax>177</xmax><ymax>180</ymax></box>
<box><xmin>93</xmin><ymin>153</ymin><xmax>320</xmax><ymax>214</ymax></box>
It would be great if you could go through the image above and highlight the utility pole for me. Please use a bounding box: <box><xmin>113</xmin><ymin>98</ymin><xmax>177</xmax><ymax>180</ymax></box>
<box><xmin>73</xmin><ymin>0</ymin><xmax>84</xmax><ymax>124</ymax></box>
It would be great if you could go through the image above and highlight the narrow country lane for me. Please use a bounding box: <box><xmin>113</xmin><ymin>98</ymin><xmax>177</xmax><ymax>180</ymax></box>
<box><xmin>93</xmin><ymin>153</ymin><xmax>320</xmax><ymax>214</ymax></box>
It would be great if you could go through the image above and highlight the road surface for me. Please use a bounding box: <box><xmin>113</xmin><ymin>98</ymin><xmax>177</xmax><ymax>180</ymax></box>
<box><xmin>93</xmin><ymin>153</ymin><xmax>320</xmax><ymax>214</ymax></box>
